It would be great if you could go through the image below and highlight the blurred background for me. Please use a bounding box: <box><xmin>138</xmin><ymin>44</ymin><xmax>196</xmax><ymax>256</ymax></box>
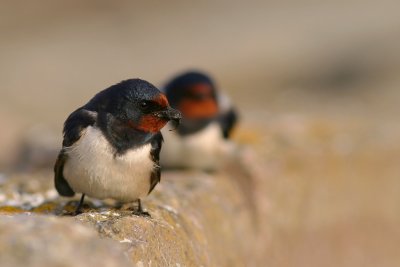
<box><xmin>1</xmin><ymin>0</ymin><xmax>399</xmax><ymax>266</ymax></box>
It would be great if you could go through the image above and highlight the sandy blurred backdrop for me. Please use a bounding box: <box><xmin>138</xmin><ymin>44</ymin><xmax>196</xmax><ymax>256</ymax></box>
<box><xmin>1</xmin><ymin>0</ymin><xmax>400</xmax><ymax>266</ymax></box>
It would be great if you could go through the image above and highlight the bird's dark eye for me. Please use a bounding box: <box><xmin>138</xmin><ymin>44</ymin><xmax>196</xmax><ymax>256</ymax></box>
<box><xmin>140</xmin><ymin>101</ymin><xmax>148</xmax><ymax>108</ymax></box>
<box><xmin>139</xmin><ymin>100</ymin><xmax>156</xmax><ymax>113</ymax></box>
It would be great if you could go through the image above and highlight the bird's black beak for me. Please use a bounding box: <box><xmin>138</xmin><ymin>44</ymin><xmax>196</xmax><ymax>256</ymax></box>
<box><xmin>156</xmin><ymin>107</ymin><xmax>182</xmax><ymax>126</ymax></box>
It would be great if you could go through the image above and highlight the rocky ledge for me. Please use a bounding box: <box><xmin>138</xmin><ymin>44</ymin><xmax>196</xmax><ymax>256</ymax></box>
<box><xmin>0</xmin><ymin>154</ymin><xmax>261</xmax><ymax>267</ymax></box>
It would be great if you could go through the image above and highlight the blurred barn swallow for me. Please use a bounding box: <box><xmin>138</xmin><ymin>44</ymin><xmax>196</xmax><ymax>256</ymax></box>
<box><xmin>54</xmin><ymin>79</ymin><xmax>181</xmax><ymax>215</ymax></box>
<box><xmin>160</xmin><ymin>71</ymin><xmax>238</xmax><ymax>170</ymax></box>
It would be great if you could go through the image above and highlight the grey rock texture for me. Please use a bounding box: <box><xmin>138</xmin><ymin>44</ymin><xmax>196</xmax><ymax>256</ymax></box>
<box><xmin>0</xmin><ymin>215</ymin><xmax>131</xmax><ymax>267</ymax></box>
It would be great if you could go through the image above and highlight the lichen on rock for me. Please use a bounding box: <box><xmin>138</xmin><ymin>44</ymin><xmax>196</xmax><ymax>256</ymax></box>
<box><xmin>0</xmin><ymin>162</ymin><xmax>260</xmax><ymax>267</ymax></box>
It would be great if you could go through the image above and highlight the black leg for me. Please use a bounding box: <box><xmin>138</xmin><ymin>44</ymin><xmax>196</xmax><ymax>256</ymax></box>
<box><xmin>74</xmin><ymin>194</ymin><xmax>85</xmax><ymax>215</ymax></box>
<box><xmin>133</xmin><ymin>199</ymin><xmax>150</xmax><ymax>217</ymax></box>
<box><xmin>137</xmin><ymin>199</ymin><xmax>144</xmax><ymax>212</ymax></box>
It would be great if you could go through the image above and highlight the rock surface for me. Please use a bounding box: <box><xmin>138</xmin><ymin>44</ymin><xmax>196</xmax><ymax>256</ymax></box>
<box><xmin>0</xmin><ymin>159</ymin><xmax>261</xmax><ymax>267</ymax></box>
<box><xmin>0</xmin><ymin>215</ymin><xmax>131</xmax><ymax>267</ymax></box>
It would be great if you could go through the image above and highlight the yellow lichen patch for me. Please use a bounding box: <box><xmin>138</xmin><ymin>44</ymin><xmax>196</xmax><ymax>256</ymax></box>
<box><xmin>0</xmin><ymin>206</ymin><xmax>26</xmax><ymax>213</ymax></box>
<box><xmin>62</xmin><ymin>203</ymin><xmax>78</xmax><ymax>214</ymax></box>
<box><xmin>31</xmin><ymin>202</ymin><xmax>58</xmax><ymax>214</ymax></box>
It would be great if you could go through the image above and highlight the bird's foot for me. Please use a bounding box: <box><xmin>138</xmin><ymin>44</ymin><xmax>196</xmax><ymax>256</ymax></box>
<box><xmin>132</xmin><ymin>199</ymin><xmax>151</xmax><ymax>217</ymax></box>
<box><xmin>132</xmin><ymin>209</ymin><xmax>151</xmax><ymax>217</ymax></box>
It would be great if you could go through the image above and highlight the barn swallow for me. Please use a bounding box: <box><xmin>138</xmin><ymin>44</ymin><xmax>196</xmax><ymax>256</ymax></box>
<box><xmin>160</xmin><ymin>71</ymin><xmax>238</xmax><ymax>170</ymax></box>
<box><xmin>54</xmin><ymin>79</ymin><xmax>181</xmax><ymax>215</ymax></box>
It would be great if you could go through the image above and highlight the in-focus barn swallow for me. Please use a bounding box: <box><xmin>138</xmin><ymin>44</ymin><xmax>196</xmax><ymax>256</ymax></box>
<box><xmin>54</xmin><ymin>79</ymin><xmax>181</xmax><ymax>215</ymax></box>
<box><xmin>160</xmin><ymin>71</ymin><xmax>238</xmax><ymax>171</ymax></box>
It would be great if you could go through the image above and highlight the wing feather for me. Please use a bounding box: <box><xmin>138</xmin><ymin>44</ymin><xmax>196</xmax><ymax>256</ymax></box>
<box><xmin>148</xmin><ymin>132</ymin><xmax>163</xmax><ymax>194</ymax></box>
<box><xmin>54</xmin><ymin>109</ymin><xmax>96</xmax><ymax>196</ymax></box>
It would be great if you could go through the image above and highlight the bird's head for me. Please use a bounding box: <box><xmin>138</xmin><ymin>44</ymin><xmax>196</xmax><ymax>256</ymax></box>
<box><xmin>164</xmin><ymin>71</ymin><xmax>219</xmax><ymax>121</ymax></box>
<box><xmin>89</xmin><ymin>79</ymin><xmax>181</xmax><ymax>134</ymax></box>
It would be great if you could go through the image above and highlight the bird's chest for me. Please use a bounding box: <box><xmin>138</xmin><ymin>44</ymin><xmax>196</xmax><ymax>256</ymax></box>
<box><xmin>63</xmin><ymin>127</ymin><xmax>154</xmax><ymax>201</ymax></box>
<box><xmin>161</xmin><ymin>122</ymin><xmax>225</xmax><ymax>169</ymax></box>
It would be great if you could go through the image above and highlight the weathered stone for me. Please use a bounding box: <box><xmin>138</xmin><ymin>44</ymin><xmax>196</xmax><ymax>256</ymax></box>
<box><xmin>74</xmin><ymin>170</ymin><xmax>257</xmax><ymax>267</ymax></box>
<box><xmin>0</xmin><ymin>163</ymin><xmax>260</xmax><ymax>267</ymax></box>
<box><xmin>0</xmin><ymin>215</ymin><xmax>131</xmax><ymax>267</ymax></box>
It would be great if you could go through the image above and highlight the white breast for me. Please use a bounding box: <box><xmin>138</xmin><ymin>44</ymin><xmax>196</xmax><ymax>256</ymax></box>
<box><xmin>161</xmin><ymin>122</ymin><xmax>233</xmax><ymax>170</ymax></box>
<box><xmin>63</xmin><ymin>126</ymin><xmax>155</xmax><ymax>202</ymax></box>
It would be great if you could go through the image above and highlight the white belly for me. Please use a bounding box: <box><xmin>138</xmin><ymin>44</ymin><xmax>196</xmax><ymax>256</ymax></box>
<box><xmin>161</xmin><ymin>122</ymin><xmax>231</xmax><ymax>170</ymax></box>
<box><xmin>63</xmin><ymin>126</ymin><xmax>154</xmax><ymax>202</ymax></box>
